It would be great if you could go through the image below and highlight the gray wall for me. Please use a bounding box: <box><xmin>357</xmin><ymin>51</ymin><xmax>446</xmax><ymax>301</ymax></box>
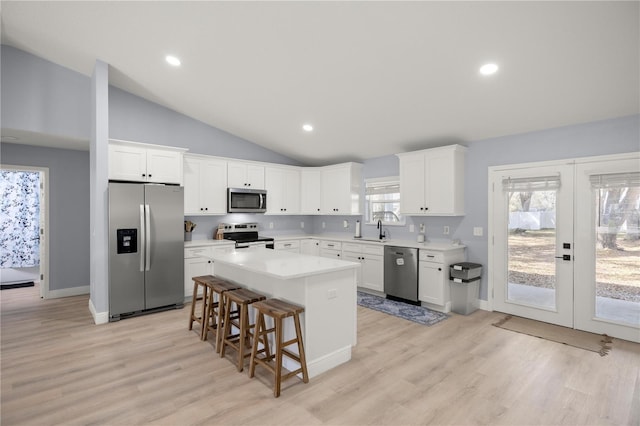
<box><xmin>1</xmin><ymin>45</ymin><xmax>90</xmax><ymax>140</ymax></box>
<box><xmin>0</xmin><ymin>143</ymin><xmax>90</xmax><ymax>291</ymax></box>
<box><xmin>316</xmin><ymin>115</ymin><xmax>640</xmax><ymax>300</ymax></box>
<box><xmin>109</xmin><ymin>86</ymin><xmax>302</xmax><ymax>166</ymax></box>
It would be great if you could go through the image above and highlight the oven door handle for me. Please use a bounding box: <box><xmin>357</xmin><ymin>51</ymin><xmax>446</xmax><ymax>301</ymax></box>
<box><xmin>236</xmin><ymin>243</ymin><xmax>250</xmax><ymax>249</ymax></box>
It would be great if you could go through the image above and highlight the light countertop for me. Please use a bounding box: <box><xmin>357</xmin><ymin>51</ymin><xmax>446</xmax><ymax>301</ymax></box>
<box><xmin>266</xmin><ymin>234</ymin><xmax>466</xmax><ymax>252</ymax></box>
<box><xmin>211</xmin><ymin>248</ymin><xmax>359</xmax><ymax>280</ymax></box>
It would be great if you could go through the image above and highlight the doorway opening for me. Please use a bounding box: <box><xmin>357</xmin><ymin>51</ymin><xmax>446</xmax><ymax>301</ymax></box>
<box><xmin>0</xmin><ymin>165</ymin><xmax>49</xmax><ymax>298</ymax></box>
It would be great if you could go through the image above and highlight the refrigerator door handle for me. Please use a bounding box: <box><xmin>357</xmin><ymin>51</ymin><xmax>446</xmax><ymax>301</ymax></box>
<box><xmin>145</xmin><ymin>204</ymin><xmax>151</xmax><ymax>272</ymax></box>
<box><xmin>139</xmin><ymin>204</ymin><xmax>145</xmax><ymax>272</ymax></box>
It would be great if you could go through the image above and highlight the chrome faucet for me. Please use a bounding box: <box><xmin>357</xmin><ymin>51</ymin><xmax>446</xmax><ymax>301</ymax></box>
<box><xmin>377</xmin><ymin>220</ymin><xmax>384</xmax><ymax>240</ymax></box>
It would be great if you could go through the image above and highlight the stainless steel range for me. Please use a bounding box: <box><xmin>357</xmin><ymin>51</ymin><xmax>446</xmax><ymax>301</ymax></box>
<box><xmin>219</xmin><ymin>223</ymin><xmax>274</xmax><ymax>249</ymax></box>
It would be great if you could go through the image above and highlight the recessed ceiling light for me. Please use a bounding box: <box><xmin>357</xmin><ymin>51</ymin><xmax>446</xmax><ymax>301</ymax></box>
<box><xmin>479</xmin><ymin>63</ymin><xmax>498</xmax><ymax>76</ymax></box>
<box><xmin>302</xmin><ymin>124</ymin><xmax>314</xmax><ymax>132</ymax></box>
<box><xmin>165</xmin><ymin>55</ymin><xmax>181</xmax><ymax>66</ymax></box>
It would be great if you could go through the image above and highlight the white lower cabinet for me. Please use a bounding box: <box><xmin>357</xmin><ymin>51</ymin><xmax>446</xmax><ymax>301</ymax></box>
<box><xmin>300</xmin><ymin>239</ymin><xmax>320</xmax><ymax>256</ymax></box>
<box><xmin>274</xmin><ymin>240</ymin><xmax>301</xmax><ymax>253</ymax></box>
<box><xmin>342</xmin><ymin>243</ymin><xmax>384</xmax><ymax>292</ymax></box>
<box><xmin>418</xmin><ymin>248</ymin><xmax>465</xmax><ymax>312</ymax></box>
<box><xmin>184</xmin><ymin>245</ymin><xmax>234</xmax><ymax>298</ymax></box>
<box><xmin>319</xmin><ymin>240</ymin><xmax>342</xmax><ymax>259</ymax></box>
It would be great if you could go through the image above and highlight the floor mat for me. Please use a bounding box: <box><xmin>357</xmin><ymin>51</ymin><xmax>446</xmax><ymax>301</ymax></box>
<box><xmin>493</xmin><ymin>314</ymin><xmax>613</xmax><ymax>356</ymax></box>
<box><xmin>357</xmin><ymin>291</ymin><xmax>448</xmax><ymax>326</ymax></box>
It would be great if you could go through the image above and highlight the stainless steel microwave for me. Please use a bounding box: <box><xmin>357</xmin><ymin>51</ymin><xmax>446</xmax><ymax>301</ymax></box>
<box><xmin>227</xmin><ymin>188</ymin><xmax>267</xmax><ymax>213</ymax></box>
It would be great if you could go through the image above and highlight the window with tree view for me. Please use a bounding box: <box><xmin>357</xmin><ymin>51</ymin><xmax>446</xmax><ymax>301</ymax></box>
<box><xmin>365</xmin><ymin>178</ymin><xmax>404</xmax><ymax>225</ymax></box>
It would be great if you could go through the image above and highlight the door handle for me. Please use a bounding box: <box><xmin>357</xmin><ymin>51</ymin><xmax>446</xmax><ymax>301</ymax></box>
<box><xmin>139</xmin><ymin>204</ymin><xmax>145</xmax><ymax>272</ymax></box>
<box><xmin>144</xmin><ymin>204</ymin><xmax>151</xmax><ymax>271</ymax></box>
<box><xmin>555</xmin><ymin>255</ymin><xmax>572</xmax><ymax>261</ymax></box>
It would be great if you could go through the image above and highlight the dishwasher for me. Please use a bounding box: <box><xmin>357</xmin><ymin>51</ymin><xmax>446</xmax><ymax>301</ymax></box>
<box><xmin>384</xmin><ymin>245</ymin><xmax>419</xmax><ymax>304</ymax></box>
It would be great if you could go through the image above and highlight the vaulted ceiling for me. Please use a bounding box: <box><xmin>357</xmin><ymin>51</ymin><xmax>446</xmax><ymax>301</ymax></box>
<box><xmin>2</xmin><ymin>1</ymin><xmax>638</xmax><ymax>165</ymax></box>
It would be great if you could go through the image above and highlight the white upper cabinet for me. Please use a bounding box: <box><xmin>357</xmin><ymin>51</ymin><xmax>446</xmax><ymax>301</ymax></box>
<box><xmin>300</xmin><ymin>169</ymin><xmax>322</xmax><ymax>214</ymax></box>
<box><xmin>109</xmin><ymin>139</ymin><xmax>186</xmax><ymax>185</ymax></box>
<box><xmin>397</xmin><ymin>145</ymin><xmax>466</xmax><ymax>216</ymax></box>
<box><xmin>183</xmin><ymin>154</ymin><xmax>227</xmax><ymax>215</ymax></box>
<box><xmin>227</xmin><ymin>161</ymin><xmax>265</xmax><ymax>189</ymax></box>
<box><xmin>320</xmin><ymin>163</ymin><xmax>362</xmax><ymax>215</ymax></box>
<box><xmin>265</xmin><ymin>166</ymin><xmax>300</xmax><ymax>214</ymax></box>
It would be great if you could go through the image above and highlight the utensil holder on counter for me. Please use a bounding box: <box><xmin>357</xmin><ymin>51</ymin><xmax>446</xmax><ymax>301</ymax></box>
<box><xmin>184</xmin><ymin>231</ymin><xmax>192</xmax><ymax>241</ymax></box>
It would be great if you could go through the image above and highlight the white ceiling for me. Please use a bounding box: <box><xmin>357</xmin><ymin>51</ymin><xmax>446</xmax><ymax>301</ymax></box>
<box><xmin>1</xmin><ymin>1</ymin><xmax>638</xmax><ymax>165</ymax></box>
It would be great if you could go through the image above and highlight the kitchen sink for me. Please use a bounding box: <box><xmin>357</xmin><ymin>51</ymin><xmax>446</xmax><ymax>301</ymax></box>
<box><xmin>354</xmin><ymin>238</ymin><xmax>386</xmax><ymax>243</ymax></box>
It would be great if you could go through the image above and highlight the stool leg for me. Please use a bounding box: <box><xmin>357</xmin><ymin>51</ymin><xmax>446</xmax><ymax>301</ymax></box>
<box><xmin>274</xmin><ymin>317</ymin><xmax>283</xmax><ymax>398</ymax></box>
<box><xmin>260</xmin><ymin>313</ymin><xmax>271</xmax><ymax>361</ymax></box>
<box><xmin>249</xmin><ymin>311</ymin><xmax>263</xmax><ymax>379</ymax></box>
<box><xmin>201</xmin><ymin>287</ymin><xmax>214</xmax><ymax>340</ymax></box>
<box><xmin>199</xmin><ymin>285</ymin><xmax>209</xmax><ymax>339</ymax></box>
<box><xmin>237</xmin><ymin>304</ymin><xmax>248</xmax><ymax>372</ymax></box>
<box><xmin>293</xmin><ymin>313</ymin><xmax>309</xmax><ymax>383</ymax></box>
<box><xmin>216</xmin><ymin>292</ymin><xmax>226</xmax><ymax>353</ymax></box>
<box><xmin>188</xmin><ymin>281</ymin><xmax>199</xmax><ymax>330</ymax></box>
<box><xmin>220</xmin><ymin>297</ymin><xmax>232</xmax><ymax>359</ymax></box>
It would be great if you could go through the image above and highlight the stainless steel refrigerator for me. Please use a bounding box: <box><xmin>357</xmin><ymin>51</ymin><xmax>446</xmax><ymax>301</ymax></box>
<box><xmin>108</xmin><ymin>183</ymin><xmax>184</xmax><ymax>321</ymax></box>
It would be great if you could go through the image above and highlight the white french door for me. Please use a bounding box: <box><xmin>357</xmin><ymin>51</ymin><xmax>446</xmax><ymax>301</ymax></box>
<box><xmin>491</xmin><ymin>163</ymin><xmax>575</xmax><ymax>327</ymax></box>
<box><xmin>574</xmin><ymin>157</ymin><xmax>639</xmax><ymax>342</ymax></box>
<box><xmin>490</xmin><ymin>154</ymin><xmax>640</xmax><ymax>342</ymax></box>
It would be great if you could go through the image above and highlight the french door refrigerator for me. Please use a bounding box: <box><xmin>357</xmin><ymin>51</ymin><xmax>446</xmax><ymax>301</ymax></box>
<box><xmin>108</xmin><ymin>183</ymin><xmax>184</xmax><ymax>321</ymax></box>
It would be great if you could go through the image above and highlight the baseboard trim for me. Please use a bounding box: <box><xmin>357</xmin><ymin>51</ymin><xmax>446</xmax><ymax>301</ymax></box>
<box><xmin>478</xmin><ymin>299</ymin><xmax>490</xmax><ymax>311</ymax></box>
<box><xmin>48</xmin><ymin>285</ymin><xmax>89</xmax><ymax>298</ymax></box>
<box><xmin>89</xmin><ymin>298</ymin><xmax>109</xmax><ymax>325</ymax></box>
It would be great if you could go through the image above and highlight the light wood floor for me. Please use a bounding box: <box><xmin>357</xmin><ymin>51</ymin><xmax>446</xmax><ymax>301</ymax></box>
<box><xmin>2</xmin><ymin>284</ymin><xmax>639</xmax><ymax>425</ymax></box>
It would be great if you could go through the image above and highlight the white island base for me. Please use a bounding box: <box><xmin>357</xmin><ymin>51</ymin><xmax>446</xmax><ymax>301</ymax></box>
<box><xmin>211</xmin><ymin>250</ymin><xmax>358</xmax><ymax>378</ymax></box>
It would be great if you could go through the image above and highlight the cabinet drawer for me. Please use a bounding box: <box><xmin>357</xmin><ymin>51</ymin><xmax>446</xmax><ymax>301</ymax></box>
<box><xmin>362</xmin><ymin>245</ymin><xmax>384</xmax><ymax>256</ymax></box>
<box><xmin>320</xmin><ymin>240</ymin><xmax>342</xmax><ymax>250</ymax></box>
<box><xmin>419</xmin><ymin>250</ymin><xmax>444</xmax><ymax>263</ymax></box>
<box><xmin>341</xmin><ymin>242</ymin><xmax>362</xmax><ymax>253</ymax></box>
<box><xmin>275</xmin><ymin>240</ymin><xmax>300</xmax><ymax>250</ymax></box>
<box><xmin>185</xmin><ymin>247</ymin><xmax>212</xmax><ymax>259</ymax></box>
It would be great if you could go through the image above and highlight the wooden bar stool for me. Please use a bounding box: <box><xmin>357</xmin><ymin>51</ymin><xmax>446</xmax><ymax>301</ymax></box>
<box><xmin>249</xmin><ymin>298</ymin><xmax>309</xmax><ymax>397</ymax></box>
<box><xmin>188</xmin><ymin>275</ymin><xmax>213</xmax><ymax>339</ymax></box>
<box><xmin>220</xmin><ymin>288</ymin><xmax>266</xmax><ymax>372</ymax></box>
<box><xmin>202</xmin><ymin>277</ymin><xmax>242</xmax><ymax>348</ymax></box>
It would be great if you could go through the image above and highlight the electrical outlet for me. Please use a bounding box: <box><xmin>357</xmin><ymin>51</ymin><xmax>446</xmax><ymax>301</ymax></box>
<box><xmin>327</xmin><ymin>289</ymin><xmax>337</xmax><ymax>299</ymax></box>
<box><xmin>300</xmin><ymin>221</ymin><xmax>305</xmax><ymax>229</ymax></box>
<box><xmin>322</xmin><ymin>222</ymin><xmax>326</xmax><ymax>229</ymax></box>
<box><xmin>269</xmin><ymin>222</ymin><xmax>274</xmax><ymax>229</ymax></box>
<box><xmin>343</xmin><ymin>220</ymin><xmax>349</xmax><ymax>228</ymax></box>
<box><xmin>473</xmin><ymin>227</ymin><xmax>483</xmax><ymax>236</ymax></box>
<box><xmin>409</xmin><ymin>224</ymin><xmax>415</xmax><ymax>233</ymax></box>
<box><xmin>443</xmin><ymin>226</ymin><xmax>450</xmax><ymax>235</ymax></box>
<box><xmin>419</xmin><ymin>223</ymin><xmax>425</xmax><ymax>233</ymax></box>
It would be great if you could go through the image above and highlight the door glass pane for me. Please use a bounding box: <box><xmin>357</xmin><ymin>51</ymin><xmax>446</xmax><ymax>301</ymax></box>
<box><xmin>594</xmin><ymin>185</ymin><xmax>640</xmax><ymax>325</ymax></box>
<box><xmin>507</xmin><ymin>190</ymin><xmax>557</xmax><ymax>309</ymax></box>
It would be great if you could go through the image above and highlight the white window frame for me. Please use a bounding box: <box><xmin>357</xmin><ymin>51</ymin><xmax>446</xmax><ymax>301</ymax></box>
<box><xmin>364</xmin><ymin>176</ymin><xmax>406</xmax><ymax>226</ymax></box>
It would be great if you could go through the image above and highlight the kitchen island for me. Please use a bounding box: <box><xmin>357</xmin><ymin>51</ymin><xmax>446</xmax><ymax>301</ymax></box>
<box><xmin>211</xmin><ymin>249</ymin><xmax>359</xmax><ymax>378</ymax></box>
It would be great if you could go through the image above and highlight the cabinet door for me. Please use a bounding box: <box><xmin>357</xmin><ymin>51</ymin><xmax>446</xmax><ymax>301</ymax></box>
<box><xmin>183</xmin><ymin>157</ymin><xmax>201</xmax><ymax>214</ymax></box>
<box><xmin>300</xmin><ymin>170</ymin><xmax>322</xmax><ymax>214</ymax></box>
<box><xmin>146</xmin><ymin>148</ymin><xmax>182</xmax><ymax>184</ymax></box>
<box><xmin>300</xmin><ymin>239</ymin><xmax>320</xmax><ymax>256</ymax></box>
<box><xmin>418</xmin><ymin>261</ymin><xmax>445</xmax><ymax>305</ymax></box>
<box><xmin>184</xmin><ymin>257</ymin><xmax>213</xmax><ymax>298</ymax></box>
<box><xmin>227</xmin><ymin>161</ymin><xmax>247</xmax><ymax>188</ymax></box>
<box><xmin>399</xmin><ymin>154</ymin><xmax>425</xmax><ymax>214</ymax></box>
<box><xmin>109</xmin><ymin>144</ymin><xmax>147</xmax><ymax>182</ymax></box>
<box><xmin>321</xmin><ymin>166</ymin><xmax>350</xmax><ymax>214</ymax></box>
<box><xmin>283</xmin><ymin>168</ymin><xmax>300</xmax><ymax>214</ymax></box>
<box><xmin>200</xmin><ymin>159</ymin><xmax>227</xmax><ymax>214</ymax></box>
<box><xmin>246</xmin><ymin>165</ymin><xmax>265</xmax><ymax>189</ymax></box>
<box><xmin>362</xmin><ymin>255</ymin><xmax>384</xmax><ymax>292</ymax></box>
<box><xmin>342</xmin><ymin>253</ymin><xmax>362</xmax><ymax>286</ymax></box>
<box><xmin>424</xmin><ymin>151</ymin><xmax>454</xmax><ymax>214</ymax></box>
<box><xmin>265</xmin><ymin>167</ymin><xmax>286</xmax><ymax>214</ymax></box>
